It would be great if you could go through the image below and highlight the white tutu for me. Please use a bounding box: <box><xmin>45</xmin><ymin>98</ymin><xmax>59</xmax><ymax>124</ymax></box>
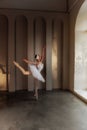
<box><xmin>29</xmin><ymin>63</ymin><xmax>45</xmax><ymax>82</ymax></box>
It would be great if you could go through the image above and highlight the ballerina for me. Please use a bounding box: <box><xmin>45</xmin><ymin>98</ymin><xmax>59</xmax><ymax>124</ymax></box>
<box><xmin>13</xmin><ymin>47</ymin><xmax>46</xmax><ymax>100</ymax></box>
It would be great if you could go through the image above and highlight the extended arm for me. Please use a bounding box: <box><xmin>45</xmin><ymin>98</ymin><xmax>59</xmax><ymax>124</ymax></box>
<box><xmin>41</xmin><ymin>46</ymin><xmax>46</xmax><ymax>62</ymax></box>
<box><xmin>23</xmin><ymin>59</ymin><xmax>37</xmax><ymax>65</ymax></box>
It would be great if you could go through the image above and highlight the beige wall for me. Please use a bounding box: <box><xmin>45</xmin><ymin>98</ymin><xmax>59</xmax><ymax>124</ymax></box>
<box><xmin>0</xmin><ymin>9</ymin><xmax>69</xmax><ymax>92</ymax></box>
<box><xmin>69</xmin><ymin>0</ymin><xmax>85</xmax><ymax>91</ymax></box>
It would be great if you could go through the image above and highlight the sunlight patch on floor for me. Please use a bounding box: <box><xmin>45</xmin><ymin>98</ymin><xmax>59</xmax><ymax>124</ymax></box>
<box><xmin>75</xmin><ymin>89</ymin><xmax>87</xmax><ymax>100</ymax></box>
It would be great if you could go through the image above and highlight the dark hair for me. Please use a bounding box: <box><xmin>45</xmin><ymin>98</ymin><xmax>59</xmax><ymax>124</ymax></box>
<box><xmin>35</xmin><ymin>54</ymin><xmax>37</xmax><ymax>59</ymax></box>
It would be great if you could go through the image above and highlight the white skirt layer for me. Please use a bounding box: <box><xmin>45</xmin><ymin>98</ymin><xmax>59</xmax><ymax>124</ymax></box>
<box><xmin>29</xmin><ymin>65</ymin><xmax>45</xmax><ymax>82</ymax></box>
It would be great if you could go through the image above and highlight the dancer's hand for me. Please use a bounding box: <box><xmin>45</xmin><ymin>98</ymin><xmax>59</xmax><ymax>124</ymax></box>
<box><xmin>23</xmin><ymin>59</ymin><xmax>29</xmax><ymax>64</ymax></box>
<box><xmin>23</xmin><ymin>58</ymin><xmax>26</xmax><ymax>62</ymax></box>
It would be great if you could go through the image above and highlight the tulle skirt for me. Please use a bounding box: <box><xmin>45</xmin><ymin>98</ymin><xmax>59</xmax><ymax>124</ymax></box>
<box><xmin>29</xmin><ymin>65</ymin><xmax>45</xmax><ymax>82</ymax></box>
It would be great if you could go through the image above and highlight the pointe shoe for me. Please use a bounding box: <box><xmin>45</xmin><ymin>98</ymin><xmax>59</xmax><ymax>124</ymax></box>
<box><xmin>34</xmin><ymin>93</ymin><xmax>38</xmax><ymax>100</ymax></box>
<box><xmin>36</xmin><ymin>95</ymin><xmax>38</xmax><ymax>100</ymax></box>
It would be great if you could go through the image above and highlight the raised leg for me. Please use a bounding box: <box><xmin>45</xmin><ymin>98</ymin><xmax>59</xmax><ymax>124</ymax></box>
<box><xmin>13</xmin><ymin>61</ymin><xmax>31</xmax><ymax>75</ymax></box>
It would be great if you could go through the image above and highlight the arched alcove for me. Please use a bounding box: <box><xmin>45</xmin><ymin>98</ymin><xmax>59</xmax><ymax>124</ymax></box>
<box><xmin>52</xmin><ymin>19</ymin><xmax>63</xmax><ymax>89</ymax></box>
<box><xmin>15</xmin><ymin>15</ymin><xmax>28</xmax><ymax>91</ymax></box>
<box><xmin>74</xmin><ymin>1</ymin><xmax>87</xmax><ymax>99</ymax></box>
<box><xmin>0</xmin><ymin>15</ymin><xmax>8</xmax><ymax>91</ymax></box>
<box><xmin>34</xmin><ymin>17</ymin><xmax>46</xmax><ymax>90</ymax></box>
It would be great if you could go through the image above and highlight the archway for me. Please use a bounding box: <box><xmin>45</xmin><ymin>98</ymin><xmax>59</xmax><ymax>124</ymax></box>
<box><xmin>74</xmin><ymin>1</ymin><xmax>87</xmax><ymax>99</ymax></box>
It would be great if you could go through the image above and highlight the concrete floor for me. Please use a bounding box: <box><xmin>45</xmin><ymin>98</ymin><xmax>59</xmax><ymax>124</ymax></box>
<box><xmin>0</xmin><ymin>90</ymin><xmax>87</xmax><ymax>130</ymax></box>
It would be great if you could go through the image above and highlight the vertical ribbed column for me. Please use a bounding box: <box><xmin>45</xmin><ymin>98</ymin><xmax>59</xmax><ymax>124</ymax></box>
<box><xmin>8</xmin><ymin>16</ymin><xmax>15</xmax><ymax>92</ymax></box>
<box><xmin>62</xmin><ymin>18</ymin><xmax>69</xmax><ymax>90</ymax></box>
<box><xmin>15</xmin><ymin>16</ymin><xmax>28</xmax><ymax>91</ymax></box>
<box><xmin>27</xmin><ymin>18</ymin><xmax>34</xmax><ymax>91</ymax></box>
<box><xmin>52</xmin><ymin>20</ymin><xmax>63</xmax><ymax>89</ymax></box>
<box><xmin>0</xmin><ymin>16</ymin><xmax>8</xmax><ymax>91</ymax></box>
<box><xmin>46</xmin><ymin>19</ymin><xmax>53</xmax><ymax>90</ymax></box>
